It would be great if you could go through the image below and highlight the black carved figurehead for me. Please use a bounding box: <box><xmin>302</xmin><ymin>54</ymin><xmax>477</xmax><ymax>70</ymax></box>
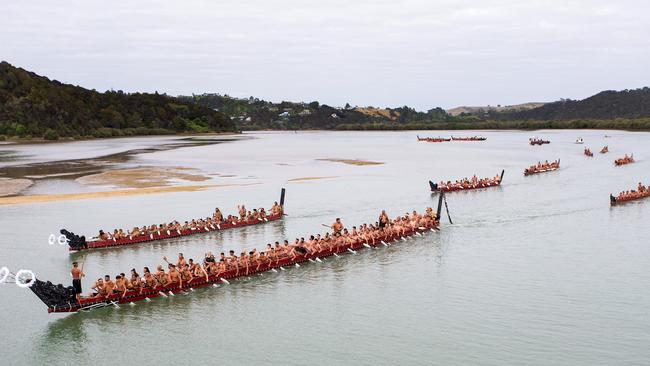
<box><xmin>60</xmin><ymin>229</ymin><xmax>87</xmax><ymax>250</ymax></box>
<box><xmin>29</xmin><ymin>278</ymin><xmax>78</xmax><ymax>310</ymax></box>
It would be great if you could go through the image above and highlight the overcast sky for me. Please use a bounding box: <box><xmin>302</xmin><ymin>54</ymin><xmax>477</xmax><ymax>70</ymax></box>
<box><xmin>2</xmin><ymin>0</ymin><xmax>649</xmax><ymax>110</ymax></box>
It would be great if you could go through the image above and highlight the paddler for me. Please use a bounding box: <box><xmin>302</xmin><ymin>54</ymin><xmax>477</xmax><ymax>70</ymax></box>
<box><xmin>238</xmin><ymin>205</ymin><xmax>247</xmax><ymax>220</ymax></box>
<box><xmin>71</xmin><ymin>261</ymin><xmax>84</xmax><ymax>301</ymax></box>
<box><xmin>332</xmin><ymin>218</ymin><xmax>344</xmax><ymax>235</ymax></box>
<box><xmin>378</xmin><ymin>210</ymin><xmax>389</xmax><ymax>228</ymax></box>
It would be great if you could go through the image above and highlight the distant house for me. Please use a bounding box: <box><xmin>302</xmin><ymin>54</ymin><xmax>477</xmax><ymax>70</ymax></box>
<box><xmin>331</xmin><ymin>113</ymin><xmax>340</xmax><ymax>119</ymax></box>
<box><xmin>298</xmin><ymin>109</ymin><xmax>311</xmax><ymax>116</ymax></box>
<box><xmin>279</xmin><ymin>111</ymin><xmax>290</xmax><ymax>118</ymax></box>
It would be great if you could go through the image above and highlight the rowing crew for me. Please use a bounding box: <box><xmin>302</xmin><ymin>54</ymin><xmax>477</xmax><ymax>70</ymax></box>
<box><xmin>97</xmin><ymin>202</ymin><xmax>283</xmax><ymax>241</ymax></box>
<box><xmin>83</xmin><ymin>208</ymin><xmax>438</xmax><ymax>299</ymax></box>
<box><xmin>612</xmin><ymin>182</ymin><xmax>649</xmax><ymax>202</ymax></box>
<box><xmin>524</xmin><ymin>160</ymin><xmax>560</xmax><ymax>174</ymax></box>
<box><xmin>600</xmin><ymin>146</ymin><xmax>609</xmax><ymax>154</ymax></box>
<box><xmin>437</xmin><ymin>174</ymin><xmax>502</xmax><ymax>190</ymax></box>
<box><xmin>614</xmin><ymin>154</ymin><xmax>634</xmax><ymax>166</ymax></box>
<box><xmin>584</xmin><ymin>148</ymin><xmax>593</xmax><ymax>157</ymax></box>
<box><xmin>529</xmin><ymin>138</ymin><xmax>550</xmax><ymax>145</ymax></box>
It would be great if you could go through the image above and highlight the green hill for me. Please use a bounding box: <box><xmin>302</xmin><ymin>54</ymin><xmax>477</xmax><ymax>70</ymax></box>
<box><xmin>0</xmin><ymin>61</ymin><xmax>236</xmax><ymax>140</ymax></box>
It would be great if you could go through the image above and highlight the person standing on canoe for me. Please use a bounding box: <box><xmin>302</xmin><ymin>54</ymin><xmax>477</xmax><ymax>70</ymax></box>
<box><xmin>332</xmin><ymin>218</ymin><xmax>344</xmax><ymax>235</ymax></box>
<box><xmin>71</xmin><ymin>262</ymin><xmax>84</xmax><ymax>301</ymax></box>
<box><xmin>378</xmin><ymin>211</ymin><xmax>389</xmax><ymax>229</ymax></box>
<box><xmin>238</xmin><ymin>205</ymin><xmax>247</xmax><ymax>221</ymax></box>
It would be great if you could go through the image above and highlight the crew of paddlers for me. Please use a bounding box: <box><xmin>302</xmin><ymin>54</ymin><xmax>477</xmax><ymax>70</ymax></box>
<box><xmin>611</xmin><ymin>183</ymin><xmax>649</xmax><ymax>204</ymax></box>
<box><xmin>524</xmin><ymin>160</ymin><xmax>560</xmax><ymax>175</ymax></box>
<box><xmin>417</xmin><ymin>135</ymin><xmax>451</xmax><ymax>142</ymax></box>
<box><xmin>79</xmin><ymin>209</ymin><xmax>438</xmax><ymax>299</ymax></box>
<box><xmin>600</xmin><ymin>145</ymin><xmax>609</xmax><ymax>154</ymax></box>
<box><xmin>529</xmin><ymin>138</ymin><xmax>550</xmax><ymax>145</ymax></box>
<box><xmin>584</xmin><ymin>148</ymin><xmax>593</xmax><ymax>157</ymax></box>
<box><xmin>97</xmin><ymin>203</ymin><xmax>284</xmax><ymax>241</ymax></box>
<box><xmin>436</xmin><ymin>173</ymin><xmax>502</xmax><ymax>190</ymax></box>
<box><xmin>614</xmin><ymin>154</ymin><xmax>634</xmax><ymax>166</ymax></box>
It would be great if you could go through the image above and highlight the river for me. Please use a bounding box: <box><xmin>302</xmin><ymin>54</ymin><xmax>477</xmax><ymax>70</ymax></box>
<box><xmin>0</xmin><ymin>130</ymin><xmax>648</xmax><ymax>365</ymax></box>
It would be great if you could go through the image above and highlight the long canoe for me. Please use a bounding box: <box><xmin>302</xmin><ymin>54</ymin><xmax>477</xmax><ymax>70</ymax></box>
<box><xmin>610</xmin><ymin>192</ymin><xmax>650</xmax><ymax>205</ymax></box>
<box><xmin>29</xmin><ymin>213</ymin><xmax>443</xmax><ymax>313</ymax></box>
<box><xmin>429</xmin><ymin>170</ymin><xmax>504</xmax><ymax>192</ymax></box>
<box><xmin>63</xmin><ymin>188</ymin><xmax>286</xmax><ymax>252</ymax></box>
<box><xmin>451</xmin><ymin>136</ymin><xmax>487</xmax><ymax>141</ymax></box>
<box><xmin>524</xmin><ymin>160</ymin><xmax>560</xmax><ymax>176</ymax></box>
<box><xmin>417</xmin><ymin>135</ymin><xmax>451</xmax><ymax>142</ymax></box>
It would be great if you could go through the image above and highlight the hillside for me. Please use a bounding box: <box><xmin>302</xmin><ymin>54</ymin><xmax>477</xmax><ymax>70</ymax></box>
<box><xmin>179</xmin><ymin>94</ymin><xmax>456</xmax><ymax>130</ymax></box>
<box><xmin>0</xmin><ymin>62</ymin><xmax>236</xmax><ymax>140</ymax></box>
<box><xmin>491</xmin><ymin>88</ymin><xmax>650</xmax><ymax>120</ymax></box>
<box><xmin>447</xmin><ymin>102</ymin><xmax>546</xmax><ymax>116</ymax></box>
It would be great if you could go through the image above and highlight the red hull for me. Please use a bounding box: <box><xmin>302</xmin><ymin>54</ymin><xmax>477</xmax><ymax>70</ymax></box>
<box><xmin>74</xmin><ymin>213</ymin><xmax>283</xmax><ymax>252</ymax></box>
<box><xmin>611</xmin><ymin>193</ymin><xmax>650</xmax><ymax>205</ymax></box>
<box><xmin>417</xmin><ymin>136</ymin><xmax>451</xmax><ymax>142</ymax></box>
<box><xmin>47</xmin><ymin>223</ymin><xmax>438</xmax><ymax>313</ymax></box>
<box><xmin>524</xmin><ymin>166</ymin><xmax>559</xmax><ymax>176</ymax></box>
<box><xmin>432</xmin><ymin>181</ymin><xmax>501</xmax><ymax>192</ymax></box>
<box><xmin>451</xmin><ymin>137</ymin><xmax>486</xmax><ymax>141</ymax></box>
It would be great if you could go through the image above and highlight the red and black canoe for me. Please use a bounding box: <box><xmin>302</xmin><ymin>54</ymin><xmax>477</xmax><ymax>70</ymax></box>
<box><xmin>451</xmin><ymin>136</ymin><xmax>487</xmax><ymax>141</ymax></box>
<box><xmin>417</xmin><ymin>135</ymin><xmax>451</xmax><ymax>142</ymax></box>
<box><xmin>529</xmin><ymin>138</ymin><xmax>550</xmax><ymax>145</ymax></box>
<box><xmin>614</xmin><ymin>155</ymin><xmax>634</xmax><ymax>166</ymax></box>
<box><xmin>62</xmin><ymin>189</ymin><xmax>286</xmax><ymax>252</ymax></box>
<box><xmin>610</xmin><ymin>190</ymin><xmax>650</xmax><ymax>205</ymax></box>
<box><xmin>524</xmin><ymin>160</ymin><xmax>560</xmax><ymax>176</ymax></box>
<box><xmin>29</xmin><ymin>196</ymin><xmax>446</xmax><ymax>313</ymax></box>
<box><xmin>429</xmin><ymin>170</ymin><xmax>504</xmax><ymax>192</ymax></box>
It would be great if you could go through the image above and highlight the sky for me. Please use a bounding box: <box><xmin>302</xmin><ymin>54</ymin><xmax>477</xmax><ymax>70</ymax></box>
<box><xmin>1</xmin><ymin>0</ymin><xmax>649</xmax><ymax>110</ymax></box>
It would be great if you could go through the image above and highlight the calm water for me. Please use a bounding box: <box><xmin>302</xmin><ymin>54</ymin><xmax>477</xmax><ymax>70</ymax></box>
<box><xmin>1</xmin><ymin>130</ymin><xmax>649</xmax><ymax>365</ymax></box>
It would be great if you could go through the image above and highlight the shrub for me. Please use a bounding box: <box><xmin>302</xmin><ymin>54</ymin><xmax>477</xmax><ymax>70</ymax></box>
<box><xmin>43</xmin><ymin>129</ymin><xmax>59</xmax><ymax>140</ymax></box>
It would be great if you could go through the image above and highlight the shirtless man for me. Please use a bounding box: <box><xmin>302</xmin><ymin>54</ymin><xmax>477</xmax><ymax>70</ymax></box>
<box><xmin>332</xmin><ymin>218</ymin><xmax>344</xmax><ymax>235</ymax></box>
<box><xmin>177</xmin><ymin>253</ymin><xmax>187</xmax><ymax>268</ymax></box>
<box><xmin>71</xmin><ymin>262</ymin><xmax>84</xmax><ymax>301</ymax></box>
<box><xmin>168</xmin><ymin>264</ymin><xmax>183</xmax><ymax>288</ymax></box>
<box><xmin>130</xmin><ymin>269</ymin><xmax>142</xmax><ymax>290</ymax></box>
<box><xmin>214</xmin><ymin>208</ymin><xmax>223</xmax><ymax>223</ymax></box>
<box><xmin>102</xmin><ymin>275</ymin><xmax>115</xmax><ymax>298</ymax></box>
<box><xmin>114</xmin><ymin>275</ymin><xmax>128</xmax><ymax>298</ymax></box>
<box><xmin>238</xmin><ymin>205</ymin><xmax>247</xmax><ymax>220</ymax></box>
<box><xmin>378</xmin><ymin>211</ymin><xmax>389</xmax><ymax>228</ymax></box>
<box><xmin>91</xmin><ymin>278</ymin><xmax>104</xmax><ymax>297</ymax></box>
<box><xmin>155</xmin><ymin>265</ymin><xmax>169</xmax><ymax>287</ymax></box>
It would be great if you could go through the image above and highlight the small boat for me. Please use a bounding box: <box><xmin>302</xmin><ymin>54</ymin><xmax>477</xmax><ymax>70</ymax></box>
<box><xmin>451</xmin><ymin>136</ymin><xmax>487</xmax><ymax>141</ymax></box>
<box><xmin>63</xmin><ymin>189</ymin><xmax>286</xmax><ymax>252</ymax></box>
<box><xmin>429</xmin><ymin>170</ymin><xmax>504</xmax><ymax>192</ymax></box>
<box><xmin>524</xmin><ymin>160</ymin><xmax>560</xmax><ymax>176</ymax></box>
<box><xmin>614</xmin><ymin>154</ymin><xmax>634</xmax><ymax>166</ymax></box>
<box><xmin>529</xmin><ymin>138</ymin><xmax>550</xmax><ymax>145</ymax></box>
<box><xmin>575</xmin><ymin>138</ymin><xmax>584</xmax><ymax>144</ymax></box>
<box><xmin>600</xmin><ymin>146</ymin><xmax>609</xmax><ymax>154</ymax></box>
<box><xmin>584</xmin><ymin>148</ymin><xmax>593</xmax><ymax>157</ymax></box>
<box><xmin>610</xmin><ymin>186</ymin><xmax>650</xmax><ymax>205</ymax></box>
<box><xmin>417</xmin><ymin>135</ymin><xmax>451</xmax><ymax>142</ymax></box>
<box><xmin>28</xmin><ymin>197</ymin><xmax>447</xmax><ymax>313</ymax></box>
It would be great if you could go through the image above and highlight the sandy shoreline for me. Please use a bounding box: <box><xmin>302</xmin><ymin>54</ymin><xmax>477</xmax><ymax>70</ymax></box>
<box><xmin>0</xmin><ymin>178</ymin><xmax>33</xmax><ymax>196</ymax></box>
<box><xmin>77</xmin><ymin>167</ymin><xmax>210</xmax><ymax>188</ymax></box>
<box><xmin>0</xmin><ymin>184</ymin><xmax>231</xmax><ymax>205</ymax></box>
<box><xmin>317</xmin><ymin>158</ymin><xmax>384</xmax><ymax>166</ymax></box>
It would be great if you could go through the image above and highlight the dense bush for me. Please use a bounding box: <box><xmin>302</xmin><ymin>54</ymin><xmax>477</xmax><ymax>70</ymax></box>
<box><xmin>0</xmin><ymin>62</ymin><xmax>237</xmax><ymax>139</ymax></box>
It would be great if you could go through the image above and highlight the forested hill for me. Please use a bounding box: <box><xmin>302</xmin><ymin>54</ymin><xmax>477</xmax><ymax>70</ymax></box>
<box><xmin>0</xmin><ymin>62</ymin><xmax>236</xmax><ymax>140</ymax></box>
<box><xmin>489</xmin><ymin>88</ymin><xmax>650</xmax><ymax>121</ymax></box>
